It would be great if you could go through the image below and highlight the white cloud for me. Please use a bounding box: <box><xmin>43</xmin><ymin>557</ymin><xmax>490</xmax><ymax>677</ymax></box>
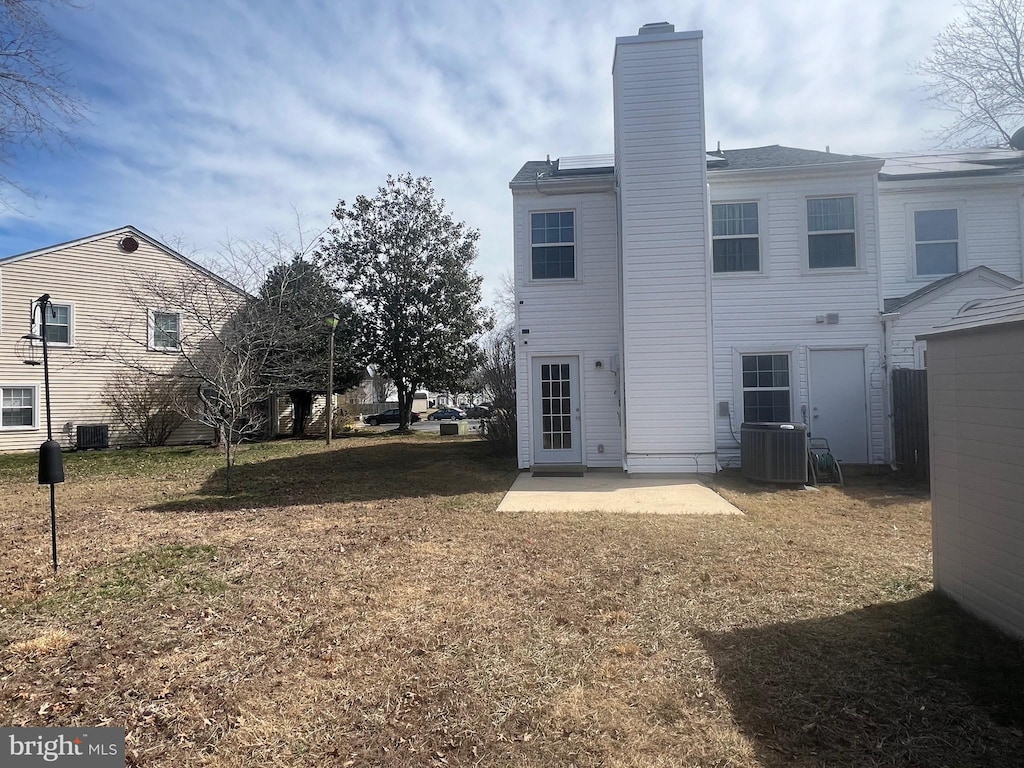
<box><xmin>4</xmin><ymin>0</ymin><xmax>968</xmax><ymax>304</ymax></box>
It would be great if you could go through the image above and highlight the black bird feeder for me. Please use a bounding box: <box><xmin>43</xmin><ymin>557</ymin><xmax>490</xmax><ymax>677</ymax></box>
<box><xmin>17</xmin><ymin>294</ymin><xmax>65</xmax><ymax>572</ymax></box>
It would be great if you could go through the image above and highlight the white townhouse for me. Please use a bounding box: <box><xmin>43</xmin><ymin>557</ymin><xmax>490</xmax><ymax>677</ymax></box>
<box><xmin>509</xmin><ymin>22</ymin><xmax>1024</xmax><ymax>473</ymax></box>
<box><xmin>876</xmin><ymin>151</ymin><xmax>1024</xmax><ymax>370</ymax></box>
<box><xmin>0</xmin><ymin>227</ymin><xmax>240</xmax><ymax>452</ymax></box>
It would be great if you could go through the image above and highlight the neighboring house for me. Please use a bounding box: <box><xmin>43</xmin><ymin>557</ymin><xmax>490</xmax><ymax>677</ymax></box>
<box><xmin>0</xmin><ymin>226</ymin><xmax>238</xmax><ymax>451</ymax></box>
<box><xmin>876</xmin><ymin>151</ymin><xmax>1024</xmax><ymax>371</ymax></box>
<box><xmin>509</xmin><ymin>22</ymin><xmax>1024</xmax><ymax>472</ymax></box>
<box><xmin>920</xmin><ymin>285</ymin><xmax>1024</xmax><ymax>639</ymax></box>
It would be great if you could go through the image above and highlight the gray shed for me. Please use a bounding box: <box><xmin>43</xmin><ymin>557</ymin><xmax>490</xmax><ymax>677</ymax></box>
<box><xmin>919</xmin><ymin>285</ymin><xmax>1024</xmax><ymax>639</ymax></box>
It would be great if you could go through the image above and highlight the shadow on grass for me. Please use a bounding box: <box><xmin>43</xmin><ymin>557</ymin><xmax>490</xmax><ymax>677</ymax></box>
<box><xmin>709</xmin><ymin>468</ymin><xmax>930</xmax><ymax>510</ymax></box>
<box><xmin>701</xmin><ymin>592</ymin><xmax>1024</xmax><ymax>767</ymax></box>
<box><xmin>145</xmin><ymin>438</ymin><xmax>518</xmax><ymax>513</ymax></box>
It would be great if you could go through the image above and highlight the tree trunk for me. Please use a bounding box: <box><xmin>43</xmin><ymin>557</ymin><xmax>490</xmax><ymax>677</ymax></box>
<box><xmin>397</xmin><ymin>383</ymin><xmax>409</xmax><ymax>430</ymax></box>
<box><xmin>224</xmin><ymin>433</ymin><xmax>233</xmax><ymax>493</ymax></box>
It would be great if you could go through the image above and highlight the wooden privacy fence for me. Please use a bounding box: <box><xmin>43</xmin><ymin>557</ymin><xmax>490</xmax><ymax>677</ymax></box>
<box><xmin>892</xmin><ymin>368</ymin><xmax>929</xmax><ymax>479</ymax></box>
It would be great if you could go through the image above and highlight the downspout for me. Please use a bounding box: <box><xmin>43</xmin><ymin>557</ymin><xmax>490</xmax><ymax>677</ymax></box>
<box><xmin>872</xmin><ymin>170</ymin><xmax>889</xmax><ymax>466</ymax></box>
<box><xmin>881</xmin><ymin>311</ymin><xmax>898</xmax><ymax>469</ymax></box>
<box><xmin>615</xmin><ymin>173</ymin><xmax>627</xmax><ymax>471</ymax></box>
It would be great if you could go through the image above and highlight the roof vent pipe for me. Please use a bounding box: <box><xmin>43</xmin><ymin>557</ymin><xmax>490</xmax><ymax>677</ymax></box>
<box><xmin>639</xmin><ymin>21</ymin><xmax>675</xmax><ymax>34</ymax></box>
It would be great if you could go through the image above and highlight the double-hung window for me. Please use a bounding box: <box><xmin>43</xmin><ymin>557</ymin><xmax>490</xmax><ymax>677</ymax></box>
<box><xmin>1</xmin><ymin>386</ymin><xmax>37</xmax><ymax>429</ymax></box>
<box><xmin>150</xmin><ymin>310</ymin><xmax>182</xmax><ymax>351</ymax></box>
<box><xmin>913</xmin><ymin>208</ymin><xmax>959</xmax><ymax>276</ymax></box>
<box><xmin>531</xmin><ymin>211</ymin><xmax>575</xmax><ymax>280</ymax></box>
<box><xmin>807</xmin><ymin>196</ymin><xmax>856</xmax><ymax>269</ymax></box>
<box><xmin>712</xmin><ymin>202</ymin><xmax>760</xmax><ymax>272</ymax></box>
<box><xmin>741</xmin><ymin>354</ymin><xmax>791</xmax><ymax>422</ymax></box>
<box><xmin>32</xmin><ymin>302</ymin><xmax>72</xmax><ymax>345</ymax></box>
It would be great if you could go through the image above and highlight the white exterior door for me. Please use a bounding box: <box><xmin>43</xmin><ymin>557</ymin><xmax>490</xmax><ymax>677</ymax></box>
<box><xmin>809</xmin><ymin>349</ymin><xmax>868</xmax><ymax>463</ymax></box>
<box><xmin>532</xmin><ymin>357</ymin><xmax>582</xmax><ymax>465</ymax></box>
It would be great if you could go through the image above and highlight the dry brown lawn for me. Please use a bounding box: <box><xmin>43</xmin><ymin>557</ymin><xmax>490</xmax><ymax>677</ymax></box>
<box><xmin>1</xmin><ymin>435</ymin><xmax>1021</xmax><ymax>767</ymax></box>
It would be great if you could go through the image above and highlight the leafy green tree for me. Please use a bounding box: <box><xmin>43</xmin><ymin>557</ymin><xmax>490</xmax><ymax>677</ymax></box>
<box><xmin>318</xmin><ymin>173</ymin><xmax>491</xmax><ymax>430</ymax></box>
<box><xmin>258</xmin><ymin>256</ymin><xmax>363</xmax><ymax>436</ymax></box>
<box><xmin>916</xmin><ymin>0</ymin><xmax>1024</xmax><ymax>146</ymax></box>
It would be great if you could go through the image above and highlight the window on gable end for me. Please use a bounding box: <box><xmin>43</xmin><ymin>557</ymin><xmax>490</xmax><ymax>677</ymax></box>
<box><xmin>151</xmin><ymin>310</ymin><xmax>182</xmax><ymax>351</ymax></box>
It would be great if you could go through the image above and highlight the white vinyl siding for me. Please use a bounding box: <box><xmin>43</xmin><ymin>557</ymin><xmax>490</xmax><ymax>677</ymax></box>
<box><xmin>513</xmin><ymin>190</ymin><xmax>622</xmax><ymax>469</ymax></box>
<box><xmin>712</xmin><ymin>202</ymin><xmax>760</xmax><ymax>273</ymax></box>
<box><xmin>710</xmin><ymin>171</ymin><xmax>885</xmax><ymax>466</ymax></box>
<box><xmin>614</xmin><ymin>30</ymin><xmax>716</xmax><ymax>472</ymax></box>
<box><xmin>879</xmin><ymin>181</ymin><xmax>1023</xmax><ymax>298</ymax></box>
<box><xmin>885</xmin><ymin>270</ymin><xmax>1019</xmax><ymax>371</ymax></box>
<box><xmin>1</xmin><ymin>385</ymin><xmax>37</xmax><ymax>429</ymax></box>
<box><xmin>807</xmin><ymin>196</ymin><xmax>856</xmax><ymax>269</ymax></box>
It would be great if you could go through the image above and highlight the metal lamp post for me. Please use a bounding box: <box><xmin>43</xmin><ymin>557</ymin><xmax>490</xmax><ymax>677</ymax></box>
<box><xmin>17</xmin><ymin>294</ymin><xmax>65</xmax><ymax>573</ymax></box>
<box><xmin>324</xmin><ymin>313</ymin><xmax>340</xmax><ymax>446</ymax></box>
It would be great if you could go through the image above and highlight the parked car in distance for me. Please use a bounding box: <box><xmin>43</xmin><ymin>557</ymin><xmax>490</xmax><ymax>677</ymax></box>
<box><xmin>465</xmin><ymin>405</ymin><xmax>492</xmax><ymax>418</ymax></box>
<box><xmin>364</xmin><ymin>409</ymin><xmax>421</xmax><ymax>426</ymax></box>
<box><xmin>427</xmin><ymin>407</ymin><xmax>467</xmax><ymax>421</ymax></box>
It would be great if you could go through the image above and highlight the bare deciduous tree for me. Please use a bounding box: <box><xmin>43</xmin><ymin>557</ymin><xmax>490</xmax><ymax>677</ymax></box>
<box><xmin>0</xmin><ymin>0</ymin><xmax>86</xmax><ymax>206</ymax></box>
<box><xmin>107</xmin><ymin>232</ymin><xmax>335</xmax><ymax>491</ymax></box>
<box><xmin>916</xmin><ymin>0</ymin><xmax>1024</xmax><ymax>146</ymax></box>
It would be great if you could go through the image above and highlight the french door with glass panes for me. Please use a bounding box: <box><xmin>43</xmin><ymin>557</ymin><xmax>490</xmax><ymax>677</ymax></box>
<box><xmin>532</xmin><ymin>356</ymin><xmax>581</xmax><ymax>464</ymax></box>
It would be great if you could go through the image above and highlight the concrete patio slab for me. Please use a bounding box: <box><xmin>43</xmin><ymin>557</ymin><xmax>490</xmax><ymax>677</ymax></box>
<box><xmin>496</xmin><ymin>471</ymin><xmax>743</xmax><ymax>515</ymax></box>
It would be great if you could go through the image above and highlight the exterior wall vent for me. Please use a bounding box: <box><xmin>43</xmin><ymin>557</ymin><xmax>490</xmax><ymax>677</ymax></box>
<box><xmin>77</xmin><ymin>424</ymin><xmax>110</xmax><ymax>450</ymax></box>
<box><xmin>740</xmin><ymin>422</ymin><xmax>808</xmax><ymax>483</ymax></box>
<box><xmin>119</xmin><ymin>235</ymin><xmax>139</xmax><ymax>253</ymax></box>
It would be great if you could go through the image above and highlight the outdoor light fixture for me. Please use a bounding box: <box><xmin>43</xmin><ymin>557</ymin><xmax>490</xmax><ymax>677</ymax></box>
<box><xmin>17</xmin><ymin>294</ymin><xmax>64</xmax><ymax>572</ymax></box>
<box><xmin>324</xmin><ymin>313</ymin><xmax>340</xmax><ymax>446</ymax></box>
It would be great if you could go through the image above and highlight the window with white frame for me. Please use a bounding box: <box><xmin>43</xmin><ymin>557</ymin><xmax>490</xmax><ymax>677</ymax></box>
<box><xmin>712</xmin><ymin>202</ymin><xmax>760</xmax><ymax>272</ymax></box>
<box><xmin>741</xmin><ymin>354</ymin><xmax>791</xmax><ymax>422</ymax></box>
<box><xmin>1</xmin><ymin>386</ymin><xmax>37</xmax><ymax>429</ymax></box>
<box><xmin>151</xmin><ymin>310</ymin><xmax>181</xmax><ymax>351</ymax></box>
<box><xmin>32</xmin><ymin>302</ymin><xmax>72</xmax><ymax>345</ymax></box>
<box><xmin>807</xmin><ymin>196</ymin><xmax>856</xmax><ymax>269</ymax></box>
<box><xmin>531</xmin><ymin>211</ymin><xmax>575</xmax><ymax>279</ymax></box>
<box><xmin>914</xmin><ymin>208</ymin><xmax>959</xmax><ymax>276</ymax></box>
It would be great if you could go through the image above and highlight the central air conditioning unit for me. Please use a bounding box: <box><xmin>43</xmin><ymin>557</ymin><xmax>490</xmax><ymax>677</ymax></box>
<box><xmin>741</xmin><ymin>422</ymin><xmax>808</xmax><ymax>484</ymax></box>
<box><xmin>76</xmin><ymin>424</ymin><xmax>110</xmax><ymax>450</ymax></box>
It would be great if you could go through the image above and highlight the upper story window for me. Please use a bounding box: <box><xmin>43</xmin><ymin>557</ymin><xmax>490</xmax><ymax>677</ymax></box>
<box><xmin>741</xmin><ymin>354</ymin><xmax>791</xmax><ymax>422</ymax></box>
<box><xmin>712</xmin><ymin>202</ymin><xmax>759</xmax><ymax>273</ymax></box>
<box><xmin>914</xmin><ymin>208</ymin><xmax>959</xmax><ymax>277</ymax></box>
<box><xmin>531</xmin><ymin>211</ymin><xmax>575</xmax><ymax>280</ymax></box>
<box><xmin>32</xmin><ymin>302</ymin><xmax>73</xmax><ymax>346</ymax></box>
<box><xmin>807</xmin><ymin>196</ymin><xmax>856</xmax><ymax>269</ymax></box>
<box><xmin>150</xmin><ymin>310</ymin><xmax>182</xmax><ymax>351</ymax></box>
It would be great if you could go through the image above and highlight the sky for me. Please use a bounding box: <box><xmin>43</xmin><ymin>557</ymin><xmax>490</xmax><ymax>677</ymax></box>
<box><xmin>0</xmin><ymin>0</ymin><xmax>968</xmax><ymax>305</ymax></box>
